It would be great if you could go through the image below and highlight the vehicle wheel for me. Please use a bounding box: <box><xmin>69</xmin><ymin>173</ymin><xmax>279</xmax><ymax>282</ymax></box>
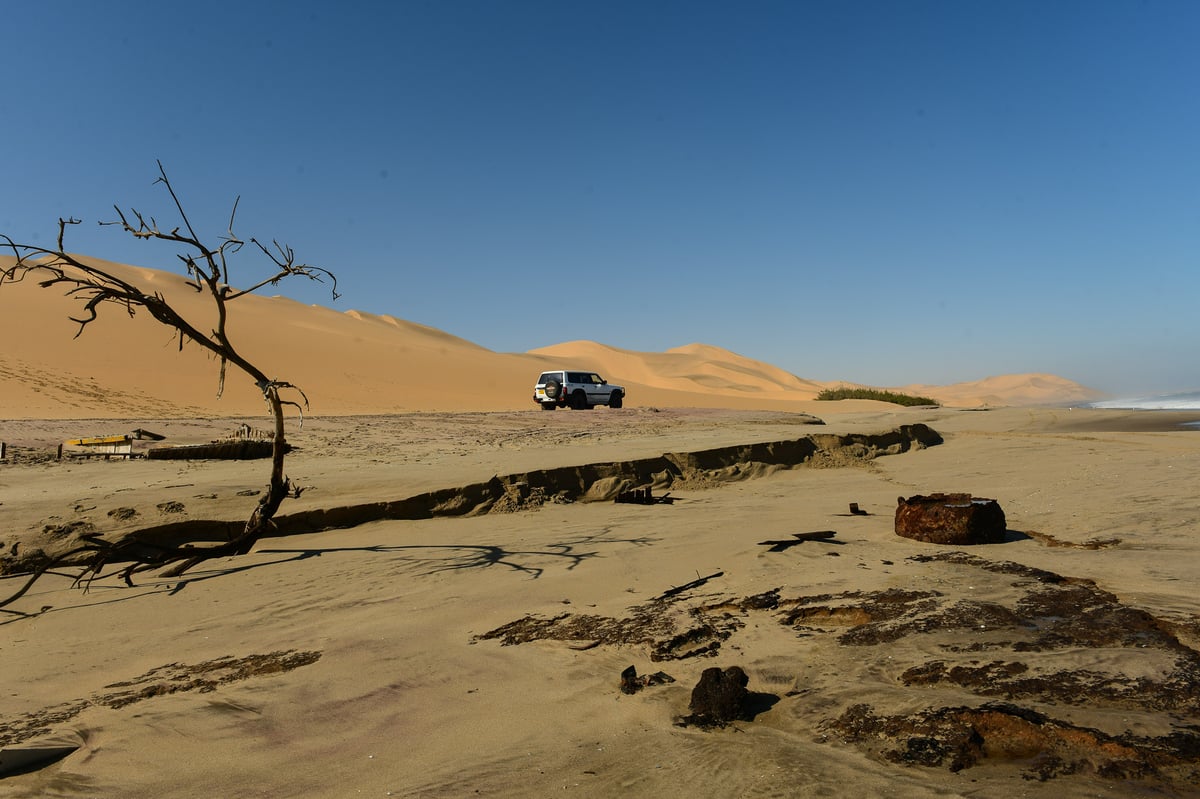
<box><xmin>609</xmin><ymin>392</ymin><xmax>623</xmax><ymax>409</ymax></box>
<box><xmin>544</xmin><ymin>379</ymin><xmax>561</xmax><ymax>400</ymax></box>
<box><xmin>570</xmin><ymin>390</ymin><xmax>587</xmax><ymax>410</ymax></box>
<box><xmin>540</xmin><ymin>402</ymin><xmax>557</xmax><ymax>411</ymax></box>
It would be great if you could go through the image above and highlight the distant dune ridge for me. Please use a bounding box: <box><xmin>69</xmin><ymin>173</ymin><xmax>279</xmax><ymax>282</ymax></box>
<box><xmin>0</xmin><ymin>255</ymin><xmax>1103</xmax><ymax>419</ymax></box>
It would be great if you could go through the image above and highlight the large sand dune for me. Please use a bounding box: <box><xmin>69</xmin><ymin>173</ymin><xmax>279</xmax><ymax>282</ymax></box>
<box><xmin>1</xmin><ymin>256</ymin><xmax>1102</xmax><ymax>419</ymax></box>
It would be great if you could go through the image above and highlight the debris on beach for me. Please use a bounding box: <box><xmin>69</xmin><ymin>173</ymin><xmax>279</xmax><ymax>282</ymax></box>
<box><xmin>684</xmin><ymin>665</ymin><xmax>751</xmax><ymax>726</ymax></box>
<box><xmin>53</xmin><ymin>424</ymin><xmax>285</xmax><ymax>461</ymax></box>
<box><xmin>677</xmin><ymin>665</ymin><xmax>778</xmax><ymax>728</ymax></box>
<box><xmin>615</xmin><ymin>488</ymin><xmax>675</xmax><ymax>505</ymax></box>
<box><xmin>58</xmin><ymin>428</ymin><xmax>165</xmax><ymax>460</ymax></box>
<box><xmin>619</xmin><ymin>665</ymin><xmax>675</xmax><ymax>694</ymax></box>
<box><xmin>146</xmin><ymin>423</ymin><xmax>286</xmax><ymax>460</ymax></box>
<box><xmin>894</xmin><ymin>493</ymin><xmax>1007</xmax><ymax>545</ymax></box>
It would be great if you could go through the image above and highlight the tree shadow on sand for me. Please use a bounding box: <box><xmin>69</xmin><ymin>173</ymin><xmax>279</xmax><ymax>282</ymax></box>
<box><xmin>161</xmin><ymin>530</ymin><xmax>661</xmax><ymax>594</ymax></box>
<box><xmin>3</xmin><ymin>530</ymin><xmax>661</xmax><ymax>610</ymax></box>
<box><xmin>265</xmin><ymin>530</ymin><xmax>659</xmax><ymax>577</ymax></box>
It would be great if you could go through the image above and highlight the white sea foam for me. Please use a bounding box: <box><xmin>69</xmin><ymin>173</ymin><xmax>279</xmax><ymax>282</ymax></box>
<box><xmin>1089</xmin><ymin>391</ymin><xmax>1200</xmax><ymax>411</ymax></box>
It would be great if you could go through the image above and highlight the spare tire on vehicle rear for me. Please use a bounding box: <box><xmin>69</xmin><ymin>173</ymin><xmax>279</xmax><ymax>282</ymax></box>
<box><xmin>544</xmin><ymin>379</ymin><xmax>561</xmax><ymax>400</ymax></box>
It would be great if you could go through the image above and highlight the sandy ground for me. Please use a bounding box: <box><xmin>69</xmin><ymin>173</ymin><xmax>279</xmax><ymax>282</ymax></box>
<box><xmin>3</xmin><ymin>405</ymin><xmax>1200</xmax><ymax>798</ymax></box>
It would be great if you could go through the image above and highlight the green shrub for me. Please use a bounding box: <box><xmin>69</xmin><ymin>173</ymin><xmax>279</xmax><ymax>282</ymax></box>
<box><xmin>815</xmin><ymin>386</ymin><xmax>940</xmax><ymax>407</ymax></box>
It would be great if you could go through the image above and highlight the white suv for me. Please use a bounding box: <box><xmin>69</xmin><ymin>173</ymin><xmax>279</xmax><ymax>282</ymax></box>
<box><xmin>534</xmin><ymin>370</ymin><xmax>626</xmax><ymax>410</ymax></box>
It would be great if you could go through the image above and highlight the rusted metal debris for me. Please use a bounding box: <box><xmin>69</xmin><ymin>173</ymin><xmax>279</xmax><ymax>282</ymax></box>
<box><xmin>894</xmin><ymin>493</ymin><xmax>1007</xmax><ymax>545</ymax></box>
<box><xmin>56</xmin><ymin>424</ymin><xmax>284</xmax><ymax>461</ymax></box>
<box><xmin>615</xmin><ymin>487</ymin><xmax>675</xmax><ymax>505</ymax></box>
<box><xmin>758</xmin><ymin>530</ymin><xmax>838</xmax><ymax>552</ymax></box>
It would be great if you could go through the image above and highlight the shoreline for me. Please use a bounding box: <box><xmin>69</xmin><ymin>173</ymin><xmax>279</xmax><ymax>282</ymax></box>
<box><xmin>1049</xmin><ymin>407</ymin><xmax>1200</xmax><ymax>433</ymax></box>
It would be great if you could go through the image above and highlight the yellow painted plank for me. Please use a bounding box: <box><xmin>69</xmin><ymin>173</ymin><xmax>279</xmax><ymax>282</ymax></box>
<box><xmin>64</xmin><ymin>435</ymin><xmax>132</xmax><ymax>446</ymax></box>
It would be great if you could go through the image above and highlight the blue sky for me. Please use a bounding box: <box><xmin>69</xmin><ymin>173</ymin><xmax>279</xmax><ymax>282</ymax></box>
<box><xmin>3</xmin><ymin>1</ymin><xmax>1198</xmax><ymax>396</ymax></box>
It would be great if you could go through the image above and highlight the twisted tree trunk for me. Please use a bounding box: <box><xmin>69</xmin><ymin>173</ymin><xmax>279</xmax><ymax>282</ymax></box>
<box><xmin>0</xmin><ymin>162</ymin><xmax>338</xmax><ymax>597</ymax></box>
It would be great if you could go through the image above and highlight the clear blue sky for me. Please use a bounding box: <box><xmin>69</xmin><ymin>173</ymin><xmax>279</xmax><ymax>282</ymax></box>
<box><xmin>4</xmin><ymin>1</ymin><xmax>1198</xmax><ymax>396</ymax></box>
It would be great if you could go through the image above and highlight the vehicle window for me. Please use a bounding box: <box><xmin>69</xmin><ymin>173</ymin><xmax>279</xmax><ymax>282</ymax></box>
<box><xmin>568</xmin><ymin>372</ymin><xmax>584</xmax><ymax>383</ymax></box>
<box><xmin>538</xmin><ymin>373</ymin><xmax>555</xmax><ymax>384</ymax></box>
<box><xmin>590</xmin><ymin>374</ymin><xmax>603</xmax><ymax>384</ymax></box>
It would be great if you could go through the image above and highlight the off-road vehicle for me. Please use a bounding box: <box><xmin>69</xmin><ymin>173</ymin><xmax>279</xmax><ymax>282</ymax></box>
<box><xmin>533</xmin><ymin>370</ymin><xmax>625</xmax><ymax>410</ymax></box>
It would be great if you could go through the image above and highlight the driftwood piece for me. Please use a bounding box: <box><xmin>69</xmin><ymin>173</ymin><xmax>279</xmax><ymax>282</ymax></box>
<box><xmin>758</xmin><ymin>530</ymin><xmax>837</xmax><ymax>552</ymax></box>
<box><xmin>658</xmin><ymin>570</ymin><xmax>724</xmax><ymax>599</ymax></box>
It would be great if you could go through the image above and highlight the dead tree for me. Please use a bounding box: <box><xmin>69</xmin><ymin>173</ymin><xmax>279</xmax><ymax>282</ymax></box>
<box><xmin>0</xmin><ymin>161</ymin><xmax>338</xmax><ymax>592</ymax></box>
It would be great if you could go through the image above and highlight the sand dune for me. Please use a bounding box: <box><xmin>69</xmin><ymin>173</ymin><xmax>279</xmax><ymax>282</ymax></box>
<box><xmin>530</xmin><ymin>340</ymin><xmax>830</xmax><ymax>396</ymax></box>
<box><xmin>1</xmin><ymin>255</ymin><xmax>1102</xmax><ymax>419</ymax></box>
<box><xmin>899</xmin><ymin>372</ymin><xmax>1102</xmax><ymax>408</ymax></box>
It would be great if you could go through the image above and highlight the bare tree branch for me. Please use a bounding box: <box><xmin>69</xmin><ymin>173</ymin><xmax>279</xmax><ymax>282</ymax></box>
<box><xmin>1</xmin><ymin>163</ymin><xmax>338</xmax><ymax>604</ymax></box>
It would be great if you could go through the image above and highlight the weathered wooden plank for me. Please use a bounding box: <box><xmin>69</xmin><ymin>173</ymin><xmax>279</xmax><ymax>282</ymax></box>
<box><xmin>64</xmin><ymin>434</ymin><xmax>131</xmax><ymax>446</ymax></box>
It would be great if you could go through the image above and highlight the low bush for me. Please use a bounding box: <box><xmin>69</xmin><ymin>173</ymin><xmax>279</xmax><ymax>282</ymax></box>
<box><xmin>815</xmin><ymin>387</ymin><xmax>940</xmax><ymax>407</ymax></box>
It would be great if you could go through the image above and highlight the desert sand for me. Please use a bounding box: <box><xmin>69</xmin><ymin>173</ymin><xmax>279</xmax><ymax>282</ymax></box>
<box><xmin>4</xmin><ymin>257</ymin><xmax>1200</xmax><ymax>797</ymax></box>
